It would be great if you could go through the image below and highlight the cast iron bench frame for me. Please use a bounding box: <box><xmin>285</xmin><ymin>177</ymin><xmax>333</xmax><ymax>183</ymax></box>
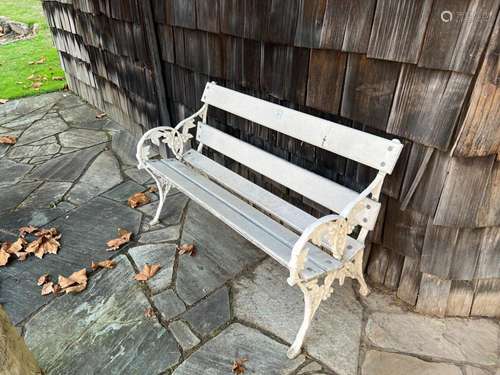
<box><xmin>136</xmin><ymin>82</ymin><xmax>403</xmax><ymax>358</ymax></box>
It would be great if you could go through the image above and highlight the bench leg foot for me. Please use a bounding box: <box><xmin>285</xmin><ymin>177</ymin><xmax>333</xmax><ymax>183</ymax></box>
<box><xmin>353</xmin><ymin>251</ymin><xmax>370</xmax><ymax>296</ymax></box>
<box><xmin>288</xmin><ymin>273</ymin><xmax>337</xmax><ymax>359</ymax></box>
<box><xmin>149</xmin><ymin>174</ymin><xmax>171</xmax><ymax>225</ymax></box>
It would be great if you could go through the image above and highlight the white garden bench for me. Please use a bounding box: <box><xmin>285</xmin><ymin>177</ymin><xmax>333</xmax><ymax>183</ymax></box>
<box><xmin>136</xmin><ymin>82</ymin><xmax>403</xmax><ymax>358</ymax></box>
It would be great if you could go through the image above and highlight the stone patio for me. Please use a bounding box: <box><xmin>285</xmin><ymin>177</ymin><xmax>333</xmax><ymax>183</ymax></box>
<box><xmin>0</xmin><ymin>92</ymin><xmax>498</xmax><ymax>375</ymax></box>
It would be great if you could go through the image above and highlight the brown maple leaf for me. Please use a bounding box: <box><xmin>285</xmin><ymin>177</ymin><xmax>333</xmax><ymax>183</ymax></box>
<box><xmin>144</xmin><ymin>307</ymin><xmax>155</xmax><ymax>318</ymax></box>
<box><xmin>176</xmin><ymin>243</ymin><xmax>196</xmax><ymax>257</ymax></box>
<box><xmin>0</xmin><ymin>249</ymin><xmax>10</xmax><ymax>266</ymax></box>
<box><xmin>96</xmin><ymin>112</ymin><xmax>106</xmax><ymax>119</ymax></box>
<box><xmin>0</xmin><ymin>135</ymin><xmax>17</xmax><ymax>144</ymax></box>
<box><xmin>19</xmin><ymin>225</ymin><xmax>38</xmax><ymax>237</ymax></box>
<box><xmin>147</xmin><ymin>185</ymin><xmax>158</xmax><ymax>193</ymax></box>
<box><xmin>127</xmin><ymin>192</ymin><xmax>151</xmax><ymax>208</ymax></box>
<box><xmin>106</xmin><ymin>229</ymin><xmax>132</xmax><ymax>251</ymax></box>
<box><xmin>41</xmin><ymin>281</ymin><xmax>54</xmax><ymax>296</ymax></box>
<box><xmin>15</xmin><ymin>251</ymin><xmax>28</xmax><ymax>261</ymax></box>
<box><xmin>134</xmin><ymin>264</ymin><xmax>161</xmax><ymax>282</ymax></box>
<box><xmin>52</xmin><ymin>76</ymin><xmax>64</xmax><ymax>81</ymax></box>
<box><xmin>4</xmin><ymin>238</ymin><xmax>27</xmax><ymax>253</ymax></box>
<box><xmin>31</xmin><ymin>81</ymin><xmax>42</xmax><ymax>90</ymax></box>
<box><xmin>26</xmin><ymin>228</ymin><xmax>61</xmax><ymax>258</ymax></box>
<box><xmin>232</xmin><ymin>358</ymin><xmax>248</xmax><ymax>374</ymax></box>
<box><xmin>91</xmin><ymin>259</ymin><xmax>116</xmax><ymax>270</ymax></box>
<box><xmin>58</xmin><ymin>268</ymin><xmax>87</xmax><ymax>294</ymax></box>
<box><xmin>37</xmin><ymin>273</ymin><xmax>50</xmax><ymax>286</ymax></box>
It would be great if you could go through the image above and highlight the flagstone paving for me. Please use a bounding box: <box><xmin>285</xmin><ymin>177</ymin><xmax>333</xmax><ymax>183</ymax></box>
<box><xmin>0</xmin><ymin>93</ymin><xmax>498</xmax><ymax>375</ymax></box>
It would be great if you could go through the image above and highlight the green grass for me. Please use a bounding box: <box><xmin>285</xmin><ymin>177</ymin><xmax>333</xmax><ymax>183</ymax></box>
<box><xmin>0</xmin><ymin>0</ymin><xmax>66</xmax><ymax>100</ymax></box>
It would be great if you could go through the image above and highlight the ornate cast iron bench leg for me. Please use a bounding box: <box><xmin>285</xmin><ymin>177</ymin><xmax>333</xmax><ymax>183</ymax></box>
<box><xmin>149</xmin><ymin>174</ymin><xmax>172</xmax><ymax>225</ymax></box>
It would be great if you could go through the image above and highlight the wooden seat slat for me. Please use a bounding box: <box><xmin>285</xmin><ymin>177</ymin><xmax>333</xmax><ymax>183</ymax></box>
<box><xmin>148</xmin><ymin>159</ymin><xmax>344</xmax><ymax>280</ymax></box>
<box><xmin>182</xmin><ymin>149</ymin><xmax>364</xmax><ymax>256</ymax></box>
<box><xmin>196</xmin><ymin>122</ymin><xmax>381</xmax><ymax>229</ymax></box>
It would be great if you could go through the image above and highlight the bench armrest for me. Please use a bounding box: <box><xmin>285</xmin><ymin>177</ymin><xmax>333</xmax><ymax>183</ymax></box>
<box><xmin>136</xmin><ymin>104</ymin><xmax>208</xmax><ymax>168</ymax></box>
<box><xmin>287</xmin><ymin>172</ymin><xmax>385</xmax><ymax>286</ymax></box>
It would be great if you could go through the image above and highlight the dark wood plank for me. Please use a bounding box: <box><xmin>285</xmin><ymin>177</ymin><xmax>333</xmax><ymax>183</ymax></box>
<box><xmin>382</xmin><ymin>139</ymin><xmax>411</xmax><ymax>199</ymax></box>
<box><xmin>446</xmin><ymin>280</ymin><xmax>474</xmax><ymax>317</ymax></box>
<box><xmin>475</xmin><ymin>227</ymin><xmax>500</xmax><ymax>279</ymax></box>
<box><xmin>453</xmin><ymin>14</ymin><xmax>500</xmax><ymax>157</ymax></box>
<box><xmin>173</xmin><ymin>0</ymin><xmax>196</xmax><ymax>29</ymax></box>
<box><xmin>397</xmin><ymin>256</ymin><xmax>421</xmax><ymax>306</ymax></box>
<box><xmin>196</xmin><ymin>0</ymin><xmax>219</xmax><ymax>33</ymax></box>
<box><xmin>243</xmin><ymin>0</ymin><xmax>270</xmax><ymax>40</ymax></box>
<box><xmin>387</xmin><ymin>65</ymin><xmax>472</xmax><ymax>151</ymax></box>
<box><xmin>261</xmin><ymin>44</ymin><xmax>309</xmax><ymax>104</ymax></box>
<box><xmin>367</xmin><ymin>194</ymin><xmax>387</xmax><ymax>245</ymax></box>
<box><xmin>294</xmin><ymin>0</ymin><xmax>326</xmax><ymax>48</ymax></box>
<box><xmin>415</xmin><ymin>273</ymin><xmax>451</xmax><ymax>317</ymax></box>
<box><xmin>341</xmin><ymin>54</ymin><xmax>400</xmax><ymax>131</ymax></box>
<box><xmin>265</xmin><ymin>0</ymin><xmax>300</xmax><ymax>45</ymax></box>
<box><xmin>382</xmin><ymin>198</ymin><xmax>428</xmax><ymax>258</ymax></box>
<box><xmin>342</xmin><ymin>0</ymin><xmax>376</xmax><ymax>53</ymax></box>
<box><xmin>367</xmin><ymin>0</ymin><xmax>433</xmax><ymax>63</ymax></box>
<box><xmin>306</xmin><ymin>49</ymin><xmax>346</xmax><ymax>114</ymax></box>
<box><xmin>183</xmin><ymin>28</ymin><xmax>207</xmax><ymax>73</ymax></box>
<box><xmin>471</xmin><ymin>279</ymin><xmax>500</xmax><ymax>317</ymax></box>
<box><xmin>318</xmin><ymin>0</ymin><xmax>350</xmax><ymax>50</ymax></box>
<box><xmin>157</xmin><ymin>24</ymin><xmax>175</xmax><ymax>63</ymax></box>
<box><xmin>173</xmin><ymin>27</ymin><xmax>186</xmax><ymax>68</ymax></box>
<box><xmin>419</xmin><ymin>0</ymin><xmax>500</xmax><ymax>74</ymax></box>
<box><xmin>220</xmin><ymin>0</ymin><xmax>244</xmax><ymax>37</ymax></box>
<box><xmin>400</xmin><ymin>145</ymin><xmax>451</xmax><ymax>216</ymax></box>
<box><xmin>366</xmin><ymin>244</ymin><xmax>389</xmax><ymax>285</ymax></box>
<box><xmin>223</xmin><ymin>36</ymin><xmax>261</xmax><ymax>90</ymax></box>
<box><xmin>434</xmin><ymin>156</ymin><xmax>495</xmax><ymax>227</ymax></box>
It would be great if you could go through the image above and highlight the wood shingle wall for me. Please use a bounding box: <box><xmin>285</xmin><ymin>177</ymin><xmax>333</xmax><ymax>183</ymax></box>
<box><xmin>42</xmin><ymin>0</ymin><xmax>500</xmax><ymax>318</ymax></box>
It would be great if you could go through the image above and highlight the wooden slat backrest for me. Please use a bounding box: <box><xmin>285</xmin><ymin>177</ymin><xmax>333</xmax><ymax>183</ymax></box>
<box><xmin>201</xmin><ymin>82</ymin><xmax>403</xmax><ymax>174</ymax></box>
<box><xmin>196</xmin><ymin>123</ymin><xmax>381</xmax><ymax>229</ymax></box>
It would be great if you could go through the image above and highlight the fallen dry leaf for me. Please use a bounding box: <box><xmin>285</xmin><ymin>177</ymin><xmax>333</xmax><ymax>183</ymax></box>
<box><xmin>144</xmin><ymin>307</ymin><xmax>155</xmax><ymax>318</ymax></box>
<box><xmin>0</xmin><ymin>135</ymin><xmax>16</xmax><ymax>144</ymax></box>
<box><xmin>58</xmin><ymin>268</ymin><xmax>87</xmax><ymax>294</ymax></box>
<box><xmin>52</xmin><ymin>76</ymin><xmax>64</xmax><ymax>81</ymax></box>
<box><xmin>0</xmin><ymin>249</ymin><xmax>10</xmax><ymax>266</ymax></box>
<box><xmin>91</xmin><ymin>259</ymin><xmax>116</xmax><ymax>270</ymax></box>
<box><xmin>96</xmin><ymin>112</ymin><xmax>106</xmax><ymax>119</ymax></box>
<box><xmin>177</xmin><ymin>243</ymin><xmax>196</xmax><ymax>257</ymax></box>
<box><xmin>37</xmin><ymin>273</ymin><xmax>50</xmax><ymax>286</ymax></box>
<box><xmin>232</xmin><ymin>358</ymin><xmax>248</xmax><ymax>374</ymax></box>
<box><xmin>19</xmin><ymin>225</ymin><xmax>38</xmax><ymax>237</ymax></box>
<box><xmin>16</xmin><ymin>251</ymin><xmax>28</xmax><ymax>261</ymax></box>
<box><xmin>0</xmin><ymin>99</ymin><xmax>8</xmax><ymax>104</ymax></box>
<box><xmin>134</xmin><ymin>264</ymin><xmax>161</xmax><ymax>282</ymax></box>
<box><xmin>127</xmin><ymin>192</ymin><xmax>151</xmax><ymax>208</ymax></box>
<box><xmin>4</xmin><ymin>238</ymin><xmax>27</xmax><ymax>253</ymax></box>
<box><xmin>31</xmin><ymin>81</ymin><xmax>42</xmax><ymax>90</ymax></box>
<box><xmin>106</xmin><ymin>229</ymin><xmax>132</xmax><ymax>251</ymax></box>
<box><xmin>147</xmin><ymin>185</ymin><xmax>158</xmax><ymax>193</ymax></box>
<box><xmin>26</xmin><ymin>230</ymin><xmax>61</xmax><ymax>259</ymax></box>
<box><xmin>29</xmin><ymin>56</ymin><xmax>46</xmax><ymax>65</ymax></box>
<box><xmin>41</xmin><ymin>281</ymin><xmax>54</xmax><ymax>296</ymax></box>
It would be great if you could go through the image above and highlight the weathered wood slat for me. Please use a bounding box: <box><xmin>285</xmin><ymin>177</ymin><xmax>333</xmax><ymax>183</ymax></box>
<box><xmin>367</xmin><ymin>0</ymin><xmax>433</xmax><ymax>63</ymax></box>
<box><xmin>471</xmin><ymin>279</ymin><xmax>500</xmax><ymax>317</ymax></box>
<box><xmin>306</xmin><ymin>49</ymin><xmax>346</xmax><ymax>114</ymax></box>
<box><xmin>196</xmin><ymin>0</ymin><xmax>219</xmax><ymax>33</ymax></box>
<box><xmin>415</xmin><ymin>273</ymin><xmax>451</xmax><ymax>317</ymax></box>
<box><xmin>475</xmin><ymin>227</ymin><xmax>500</xmax><ymax>279</ymax></box>
<box><xmin>243</xmin><ymin>0</ymin><xmax>270</xmax><ymax>40</ymax></box>
<box><xmin>341</xmin><ymin>0</ymin><xmax>376</xmax><ymax>53</ymax></box>
<box><xmin>418</xmin><ymin>0</ymin><xmax>499</xmax><ymax>74</ymax></box>
<box><xmin>294</xmin><ymin>0</ymin><xmax>326</xmax><ymax>48</ymax></box>
<box><xmin>366</xmin><ymin>244</ymin><xmax>389</xmax><ymax>285</ymax></box>
<box><xmin>397</xmin><ymin>256</ymin><xmax>421</xmax><ymax>306</ymax></box>
<box><xmin>261</xmin><ymin>43</ymin><xmax>309</xmax><ymax>104</ymax></box>
<box><xmin>317</xmin><ymin>0</ymin><xmax>350</xmax><ymax>50</ymax></box>
<box><xmin>434</xmin><ymin>156</ymin><xmax>495</xmax><ymax>227</ymax></box>
<box><xmin>446</xmin><ymin>280</ymin><xmax>474</xmax><ymax>317</ymax></box>
<box><xmin>476</xmin><ymin>161</ymin><xmax>500</xmax><ymax>227</ymax></box>
<box><xmin>421</xmin><ymin>223</ymin><xmax>482</xmax><ymax>280</ymax></box>
<box><xmin>341</xmin><ymin>54</ymin><xmax>400</xmax><ymax>131</ymax></box>
<box><xmin>382</xmin><ymin>198</ymin><xmax>427</xmax><ymax>258</ymax></box>
<box><xmin>400</xmin><ymin>145</ymin><xmax>451</xmax><ymax>216</ymax></box>
<box><xmin>387</xmin><ymin>65</ymin><xmax>472</xmax><ymax>151</ymax></box>
<box><xmin>265</xmin><ymin>0</ymin><xmax>300</xmax><ymax>45</ymax></box>
<box><xmin>222</xmin><ymin>36</ymin><xmax>261</xmax><ymax>90</ymax></box>
<box><xmin>453</xmin><ymin>14</ymin><xmax>500</xmax><ymax>157</ymax></box>
<box><xmin>173</xmin><ymin>0</ymin><xmax>196</xmax><ymax>29</ymax></box>
<box><xmin>384</xmin><ymin>250</ymin><xmax>404</xmax><ymax>289</ymax></box>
